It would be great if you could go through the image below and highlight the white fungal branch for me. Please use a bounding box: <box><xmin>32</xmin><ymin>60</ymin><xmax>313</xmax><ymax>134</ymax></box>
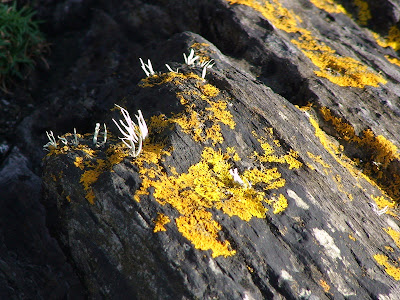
<box><xmin>165</xmin><ymin>63</ymin><xmax>179</xmax><ymax>73</ymax></box>
<box><xmin>112</xmin><ymin>104</ymin><xmax>148</xmax><ymax>157</ymax></box>
<box><xmin>369</xmin><ymin>202</ymin><xmax>389</xmax><ymax>216</ymax></box>
<box><xmin>139</xmin><ymin>58</ymin><xmax>156</xmax><ymax>77</ymax></box>
<box><xmin>183</xmin><ymin>49</ymin><xmax>199</xmax><ymax>66</ymax></box>
<box><xmin>93</xmin><ymin>123</ymin><xmax>107</xmax><ymax>148</ymax></box>
<box><xmin>201</xmin><ymin>59</ymin><xmax>214</xmax><ymax>79</ymax></box>
<box><xmin>72</xmin><ymin>128</ymin><xmax>79</xmax><ymax>146</ymax></box>
<box><xmin>43</xmin><ymin>131</ymin><xmax>57</xmax><ymax>150</ymax></box>
<box><xmin>229</xmin><ymin>168</ymin><xmax>251</xmax><ymax>188</ymax></box>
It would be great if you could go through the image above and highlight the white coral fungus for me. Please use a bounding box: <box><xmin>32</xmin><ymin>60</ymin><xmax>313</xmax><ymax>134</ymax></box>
<box><xmin>112</xmin><ymin>104</ymin><xmax>148</xmax><ymax>157</ymax></box>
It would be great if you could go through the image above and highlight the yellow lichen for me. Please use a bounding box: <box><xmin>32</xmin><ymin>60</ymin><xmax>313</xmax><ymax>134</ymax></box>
<box><xmin>153</xmin><ymin>213</ymin><xmax>171</xmax><ymax>232</ymax></box>
<box><xmin>80</xmin><ymin>160</ymin><xmax>106</xmax><ymax>204</ymax></box>
<box><xmin>304</xmin><ymin>107</ymin><xmax>400</xmax><ymax>208</ymax></box>
<box><xmin>226</xmin><ymin>0</ymin><xmax>301</xmax><ymax>33</ymax></box>
<box><xmin>253</xmin><ymin>136</ymin><xmax>303</xmax><ymax>169</ymax></box>
<box><xmin>385</xmin><ymin>55</ymin><xmax>400</xmax><ymax>67</ymax></box>
<box><xmin>385</xmin><ymin>246</ymin><xmax>394</xmax><ymax>252</ymax></box>
<box><xmin>348</xmin><ymin>234</ymin><xmax>356</xmax><ymax>241</ymax></box>
<box><xmin>319</xmin><ymin>279</ymin><xmax>331</xmax><ymax>293</ymax></box>
<box><xmin>134</xmin><ymin>145</ymin><xmax>290</xmax><ymax>257</ymax></box>
<box><xmin>320</xmin><ymin>107</ymin><xmax>356</xmax><ymax>141</ymax></box>
<box><xmin>386</xmin><ymin>26</ymin><xmax>400</xmax><ymax>52</ymax></box>
<box><xmin>272</xmin><ymin>194</ymin><xmax>288</xmax><ymax>214</ymax></box>
<box><xmin>374</xmin><ymin>254</ymin><xmax>400</xmax><ymax>280</ymax></box>
<box><xmin>190</xmin><ymin>42</ymin><xmax>214</xmax><ymax>64</ymax></box>
<box><xmin>226</xmin><ymin>0</ymin><xmax>386</xmax><ymax>88</ymax></box>
<box><xmin>200</xmin><ymin>83</ymin><xmax>220</xmax><ymax>98</ymax></box>
<box><xmin>141</xmin><ymin>72</ymin><xmax>235</xmax><ymax>145</ymax></box>
<box><xmin>353</xmin><ymin>0</ymin><xmax>371</xmax><ymax>26</ymax></box>
<box><xmin>372</xmin><ymin>26</ymin><xmax>400</xmax><ymax>52</ymax></box>
<box><xmin>176</xmin><ymin>211</ymin><xmax>235</xmax><ymax>257</ymax></box>
<box><xmin>307</xmin><ymin>152</ymin><xmax>331</xmax><ymax>169</ymax></box>
<box><xmin>294</xmin><ymin>47</ymin><xmax>387</xmax><ymax>88</ymax></box>
<box><xmin>74</xmin><ymin>143</ymin><xmax>129</xmax><ymax>204</ymax></box>
<box><xmin>309</xmin><ymin>0</ymin><xmax>347</xmax><ymax>14</ymax></box>
<box><xmin>384</xmin><ymin>227</ymin><xmax>400</xmax><ymax>249</ymax></box>
<box><xmin>74</xmin><ymin>156</ymin><xmax>85</xmax><ymax>170</ymax></box>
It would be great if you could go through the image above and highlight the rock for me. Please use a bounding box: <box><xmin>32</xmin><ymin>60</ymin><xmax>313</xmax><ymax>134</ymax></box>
<box><xmin>0</xmin><ymin>147</ymin><xmax>84</xmax><ymax>299</ymax></box>
<box><xmin>2</xmin><ymin>0</ymin><xmax>400</xmax><ymax>298</ymax></box>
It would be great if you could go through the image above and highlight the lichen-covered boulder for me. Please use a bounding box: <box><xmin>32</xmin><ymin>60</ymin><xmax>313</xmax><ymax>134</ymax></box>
<box><xmin>42</xmin><ymin>23</ymin><xmax>400</xmax><ymax>298</ymax></box>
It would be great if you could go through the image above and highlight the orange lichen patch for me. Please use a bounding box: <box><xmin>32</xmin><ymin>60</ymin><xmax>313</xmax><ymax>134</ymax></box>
<box><xmin>384</xmin><ymin>227</ymin><xmax>400</xmax><ymax>249</ymax></box>
<box><xmin>374</xmin><ymin>254</ymin><xmax>400</xmax><ymax>280</ymax></box>
<box><xmin>134</xmin><ymin>144</ymin><xmax>290</xmax><ymax>257</ymax></box>
<box><xmin>227</xmin><ymin>147</ymin><xmax>241</xmax><ymax>161</ymax></box>
<box><xmin>80</xmin><ymin>160</ymin><xmax>106</xmax><ymax>204</ymax></box>
<box><xmin>74</xmin><ymin>156</ymin><xmax>85</xmax><ymax>170</ymax></box>
<box><xmin>75</xmin><ymin>143</ymin><xmax>129</xmax><ymax>204</ymax></box>
<box><xmin>134</xmin><ymin>66</ymin><xmax>302</xmax><ymax>257</ymax></box>
<box><xmin>309</xmin><ymin>0</ymin><xmax>347</xmax><ymax>14</ymax></box>
<box><xmin>46</xmin><ymin>145</ymin><xmax>70</xmax><ymax>156</ymax></box>
<box><xmin>385</xmin><ymin>26</ymin><xmax>400</xmax><ymax>51</ymax></box>
<box><xmin>318</xmin><ymin>107</ymin><xmax>400</xmax><ymax>203</ymax></box>
<box><xmin>226</xmin><ymin>0</ymin><xmax>386</xmax><ymax>88</ymax></box>
<box><xmin>385</xmin><ymin>246</ymin><xmax>395</xmax><ymax>252</ymax></box>
<box><xmin>139</xmin><ymin>72</ymin><xmax>200</xmax><ymax>88</ymax></box>
<box><xmin>319</xmin><ymin>107</ymin><xmax>356</xmax><ymax>141</ymax></box>
<box><xmin>319</xmin><ymin>279</ymin><xmax>331</xmax><ymax>293</ymax></box>
<box><xmin>153</xmin><ymin>213</ymin><xmax>171</xmax><ymax>232</ymax></box>
<box><xmin>372</xmin><ymin>26</ymin><xmax>400</xmax><ymax>52</ymax></box>
<box><xmin>176</xmin><ymin>211</ymin><xmax>235</xmax><ymax>257</ymax></box>
<box><xmin>226</xmin><ymin>0</ymin><xmax>302</xmax><ymax>33</ymax></box>
<box><xmin>293</xmin><ymin>44</ymin><xmax>387</xmax><ymax>87</ymax></box>
<box><xmin>385</xmin><ymin>55</ymin><xmax>400</xmax><ymax>67</ymax></box>
<box><xmin>77</xmin><ymin>144</ymin><xmax>97</xmax><ymax>157</ymax></box>
<box><xmin>205</xmin><ymin>100</ymin><xmax>236</xmax><ymax>129</ymax></box>
<box><xmin>320</xmin><ymin>107</ymin><xmax>400</xmax><ymax>168</ymax></box>
<box><xmin>306</xmin><ymin>107</ymin><xmax>400</xmax><ymax>206</ymax></box>
<box><xmin>252</xmin><ymin>134</ymin><xmax>303</xmax><ymax>170</ymax></box>
<box><xmin>133</xmin><ymin>140</ymin><xmax>171</xmax><ymax>202</ymax></box>
<box><xmin>149</xmin><ymin>114</ymin><xmax>172</xmax><ymax>134</ymax></box>
<box><xmin>348</xmin><ymin>234</ymin><xmax>356</xmax><ymax>241</ymax></box>
<box><xmin>360</xmin><ymin>130</ymin><xmax>400</xmax><ymax>168</ymax></box>
<box><xmin>271</xmin><ymin>194</ymin><xmax>288</xmax><ymax>214</ymax></box>
<box><xmin>307</xmin><ymin>152</ymin><xmax>331</xmax><ymax>169</ymax></box>
<box><xmin>190</xmin><ymin>42</ymin><xmax>214</xmax><ymax>64</ymax></box>
<box><xmin>142</xmin><ymin>72</ymin><xmax>235</xmax><ymax>145</ymax></box>
<box><xmin>353</xmin><ymin>0</ymin><xmax>371</xmax><ymax>26</ymax></box>
<box><xmin>200</xmin><ymin>83</ymin><xmax>220</xmax><ymax>98</ymax></box>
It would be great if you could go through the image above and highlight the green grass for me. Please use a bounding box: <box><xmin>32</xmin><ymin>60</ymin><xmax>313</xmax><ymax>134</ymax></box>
<box><xmin>0</xmin><ymin>2</ymin><xmax>46</xmax><ymax>90</ymax></box>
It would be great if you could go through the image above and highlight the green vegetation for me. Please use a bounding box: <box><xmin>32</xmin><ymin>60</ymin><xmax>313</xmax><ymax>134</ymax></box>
<box><xmin>0</xmin><ymin>2</ymin><xmax>46</xmax><ymax>89</ymax></box>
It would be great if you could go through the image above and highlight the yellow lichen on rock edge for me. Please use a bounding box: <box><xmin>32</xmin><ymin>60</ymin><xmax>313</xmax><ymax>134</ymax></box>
<box><xmin>226</xmin><ymin>0</ymin><xmax>386</xmax><ymax>88</ymax></box>
<box><xmin>384</xmin><ymin>227</ymin><xmax>400</xmax><ymax>249</ymax></box>
<box><xmin>374</xmin><ymin>254</ymin><xmax>400</xmax><ymax>281</ymax></box>
<box><xmin>226</xmin><ymin>0</ymin><xmax>301</xmax><ymax>33</ymax></box>
<box><xmin>153</xmin><ymin>213</ymin><xmax>171</xmax><ymax>232</ymax></box>
<box><xmin>318</xmin><ymin>107</ymin><xmax>400</xmax><ymax>203</ymax></box>
<box><xmin>142</xmin><ymin>72</ymin><xmax>235</xmax><ymax>145</ymax></box>
<box><xmin>309</xmin><ymin>0</ymin><xmax>347</xmax><ymax>14</ymax></box>
<box><xmin>373</xmin><ymin>26</ymin><xmax>400</xmax><ymax>52</ymax></box>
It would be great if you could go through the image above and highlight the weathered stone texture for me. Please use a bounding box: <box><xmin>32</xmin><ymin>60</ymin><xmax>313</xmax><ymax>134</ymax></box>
<box><xmin>2</xmin><ymin>0</ymin><xmax>400</xmax><ymax>299</ymax></box>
